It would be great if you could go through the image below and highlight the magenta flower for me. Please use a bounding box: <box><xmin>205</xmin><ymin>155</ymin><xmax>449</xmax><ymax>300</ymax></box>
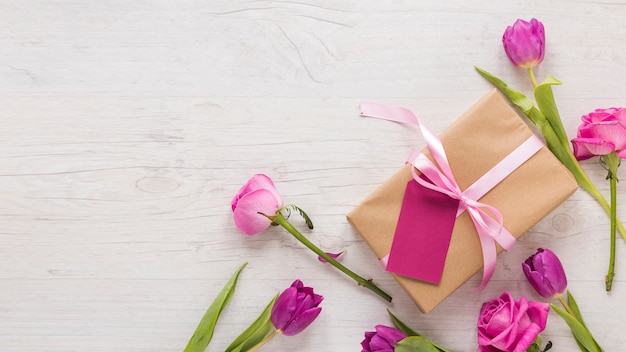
<box><xmin>231</xmin><ymin>174</ymin><xmax>283</xmax><ymax>235</ymax></box>
<box><xmin>502</xmin><ymin>18</ymin><xmax>545</xmax><ymax>69</ymax></box>
<box><xmin>317</xmin><ymin>251</ymin><xmax>344</xmax><ymax>263</ymax></box>
<box><xmin>571</xmin><ymin>107</ymin><xmax>626</xmax><ymax>160</ymax></box>
<box><xmin>477</xmin><ymin>292</ymin><xmax>549</xmax><ymax>352</ymax></box>
<box><xmin>522</xmin><ymin>248</ymin><xmax>567</xmax><ymax>298</ymax></box>
<box><xmin>270</xmin><ymin>279</ymin><xmax>323</xmax><ymax>336</ymax></box>
<box><xmin>361</xmin><ymin>325</ymin><xmax>407</xmax><ymax>352</ymax></box>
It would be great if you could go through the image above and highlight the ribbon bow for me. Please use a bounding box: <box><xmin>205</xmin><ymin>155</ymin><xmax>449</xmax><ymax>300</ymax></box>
<box><xmin>360</xmin><ymin>101</ymin><xmax>542</xmax><ymax>289</ymax></box>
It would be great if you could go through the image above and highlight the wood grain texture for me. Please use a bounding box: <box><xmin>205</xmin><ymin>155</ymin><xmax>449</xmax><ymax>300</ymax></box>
<box><xmin>2</xmin><ymin>1</ymin><xmax>626</xmax><ymax>351</ymax></box>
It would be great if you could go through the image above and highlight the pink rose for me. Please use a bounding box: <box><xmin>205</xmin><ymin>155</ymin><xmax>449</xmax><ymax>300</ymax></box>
<box><xmin>231</xmin><ymin>174</ymin><xmax>283</xmax><ymax>235</ymax></box>
<box><xmin>571</xmin><ymin>107</ymin><xmax>626</xmax><ymax>160</ymax></box>
<box><xmin>477</xmin><ymin>292</ymin><xmax>549</xmax><ymax>352</ymax></box>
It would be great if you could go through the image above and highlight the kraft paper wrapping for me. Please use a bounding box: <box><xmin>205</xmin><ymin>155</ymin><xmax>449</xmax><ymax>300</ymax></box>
<box><xmin>346</xmin><ymin>89</ymin><xmax>578</xmax><ymax>313</ymax></box>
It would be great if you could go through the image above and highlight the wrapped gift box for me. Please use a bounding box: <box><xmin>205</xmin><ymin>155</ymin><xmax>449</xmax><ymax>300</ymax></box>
<box><xmin>347</xmin><ymin>89</ymin><xmax>578</xmax><ymax>313</ymax></box>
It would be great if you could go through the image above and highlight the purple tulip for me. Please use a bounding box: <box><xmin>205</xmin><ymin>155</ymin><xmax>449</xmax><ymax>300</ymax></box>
<box><xmin>522</xmin><ymin>248</ymin><xmax>568</xmax><ymax>298</ymax></box>
<box><xmin>270</xmin><ymin>279</ymin><xmax>323</xmax><ymax>336</ymax></box>
<box><xmin>361</xmin><ymin>325</ymin><xmax>407</xmax><ymax>352</ymax></box>
<box><xmin>502</xmin><ymin>18</ymin><xmax>545</xmax><ymax>69</ymax></box>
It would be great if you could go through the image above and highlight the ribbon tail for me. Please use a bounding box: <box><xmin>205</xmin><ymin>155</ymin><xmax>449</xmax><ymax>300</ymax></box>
<box><xmin>476</xmin><ymin>229</ymin><xmax>497</xmax><ymax>290</ymax></box>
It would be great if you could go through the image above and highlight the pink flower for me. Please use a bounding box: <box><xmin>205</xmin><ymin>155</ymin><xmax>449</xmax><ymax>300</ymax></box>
<box><xmin>360</xmin><ymin>325</ymin><xmax>407</xmax><ymax>352</ymax></box>
<box><xmin>502</xmin><ymin>18</ymin><xmax>545</xmax><ymax>69</ymax></box>
<box><xmin>571</xmin><ymin>107</ymin><xmax>626</xmax><ymax>160</ymax></box>
<box><xmin>477</xmin><ymin>292</ymin><xmax>549</xmax><ymax>352</ymax></box>
<box><xmin>522</xmin><ymin>248</ymin><xmax>568</xmax><ymax>298</ymax></box>
<box><xmin>231</xmin><ymin>174</ymin><xmax>283</xmax><ymax>235</ymax></box>
<box><xmin>271</xmin><ymin>279</ymin><xmax>323</xmax><ymax>336</ymax></box>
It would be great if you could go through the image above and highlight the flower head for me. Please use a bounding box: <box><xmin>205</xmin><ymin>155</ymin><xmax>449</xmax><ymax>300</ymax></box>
<box><xmin>361</xmin><ymin>325</ymin><xmax>407</xmax><ymax>352</ymax></box>
<box><xmin>502</xmin><ymin>18</ymin><xmax>545</xmax><ymax>69</ymax></box>
<box><xmin>571</xmin><ymin>107</ymin><xmax>626</xmax><ymax>160</ymax></box>
<box><xmin>522</xmin><ymin>248</ymin><xmax>568</xmax><ymax>298</ymax></box>
<box><xmin>270</xmin><ymin>279</ymin><xmax>323</xmax><ymax>336</ymax></box>
<box><xmin>231</xmin><ymin>174</ymin><xmax>283</xmax><ymax>235</ymax></box>
<box><xmin>477</xmin><ymin>292</ymin><xmax>549</xmax><ymax>352</ymax></box>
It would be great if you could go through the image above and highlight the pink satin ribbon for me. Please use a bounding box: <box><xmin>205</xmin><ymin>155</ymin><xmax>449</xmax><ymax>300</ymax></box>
<box><xmin>360</xmin><ymin>101</ymin><xmax>544</xmax><ymax>289</ymax></box>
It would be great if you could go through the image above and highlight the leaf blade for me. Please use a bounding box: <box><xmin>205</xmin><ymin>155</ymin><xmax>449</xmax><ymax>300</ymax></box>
<box><xmin>550</xmin><ymin>304</ymin><xmax>603</xmax><ymax>352</ymax></box>
<box><xmin>184</xmin><ymin>262</ymin><xmax>248</xmax><ymax>352</ymax></box>
<box><xmin>224</xmin><ymin>294</ymin><xmax>278</xmax><ymax>352</ymax></box>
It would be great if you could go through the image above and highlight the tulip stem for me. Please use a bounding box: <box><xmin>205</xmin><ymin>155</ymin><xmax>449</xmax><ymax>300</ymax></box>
<box><xmin>555</xmin><ymin>293</ymin><xmax>575</xmax><ymax>317</ymax></box>
<box><xmin>271</xmin><ymin>212</ymin><xmax>393</xmax><ymax>302</ymax></box>
<box><xmin>527</xmin><ymin>67</ymin><xmax>538</xmax><ymax>88</ymax></box>
<box><xmin>246</xmin><ymin>329</ymin><xmax>279</xmax><ymax>352</ymax></box>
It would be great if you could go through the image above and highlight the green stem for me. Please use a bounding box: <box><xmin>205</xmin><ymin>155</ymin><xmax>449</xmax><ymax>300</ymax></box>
<box><xmin>271</xmin><ymin>212</ymin><xmax>393</xmax><ymax>302</ymax></box>
<box><xmin>555</xmin><ymin>293</ymin><xmax>576</xmax><ymax>317</ymax></box>
<box><xmin>606</xmin><ymin>173</ymin><xmax>617</xmax><ymax>291</ymax></box>
<box><xmin>604</xmin><ymin>153</ymin><xmax>619</xmax><ymax>291</ymax></box>
<box><xmin>528</xmin><ymin>67</ymin><xmax>538</xmax><ymax>88</ymax></box>
<box><xmin>554</xmin><ymin>140</ymin><xmax>626</xmax><ymax>241</ymax></box>
<box><xmin>246</xmin><ymin>329</ymin><xmax>279</xmax><ymax>352</ymax></box>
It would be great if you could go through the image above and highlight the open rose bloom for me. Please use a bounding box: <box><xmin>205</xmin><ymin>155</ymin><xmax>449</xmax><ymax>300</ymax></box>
<box><xmin>571</xmin><ymin>108</ymin><xmax>626</xmax><ymax>160</ymax></box>
<box><xmin>477</xmin><ymin>292</ymin><xmax>549</xmax><ymax>352</ymax></box>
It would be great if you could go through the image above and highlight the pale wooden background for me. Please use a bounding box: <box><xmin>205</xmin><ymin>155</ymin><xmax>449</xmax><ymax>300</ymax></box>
<box><xmin>2</xmin><ymin>1</ymin><xmax>626</xmax><ymax>351</ymax></box>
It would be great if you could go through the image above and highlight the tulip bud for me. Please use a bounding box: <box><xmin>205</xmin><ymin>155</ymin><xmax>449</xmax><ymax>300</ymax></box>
<box><xmin>522</xmin><ymin>248</ymin><xmax>568</xmax><ymax>298</ymax></box>
<box><xmin>270</xmin><ymin>279</ymin><xmax>323</xmax><ymax>336</ymax></box>
<box><xmin>502</xmin><ymin>18</ymin><xmax>545</xmax><ymax>69</ymax></box>
<box><xmin>360</xmin><ymin>325</ymin><xmax>407</xmax><ymax>352</ymax></box>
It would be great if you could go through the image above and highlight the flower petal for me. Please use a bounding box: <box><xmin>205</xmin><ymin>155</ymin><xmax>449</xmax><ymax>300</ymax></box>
<box><xmin>537</xmin><ymin>249</ymin><xmax>567</xmax><ymax>295</ymax></box>
<box><xmin>232</xmin><ymin>189</ymin><xmax>281</xmax><ymax>235</ymax></box>
<box><xmin>572</xmin><ymin>137</ymin><xmax>615</xmax><ymax>160</ymax></box>
<box><xmin>317</xmin><ymin>251</ymin><xmax>345</xmax><ymax>263</ymax></box>
<box><xmin>281</xmin><ymin>307</ymin><xmax>322</xmax><ymax>336</ymax></box>
<box><xmin>231</xmin><ymin>174</ymin><xmax>283</xmax><ymax>211</ymax></box>
<box><xmin>587</xmin><ymin>121</ymin><xmax>626</xmax><ymax>150</ymax></box>
<box><xmin>375</xmin><ymin>325</ymin><xmax>407</xmax><ymax>346</ymax></box>
<box><xmin>270</xmin><ymin>287</ymin><xmax>297</xmax><ymax>330</ymax></box>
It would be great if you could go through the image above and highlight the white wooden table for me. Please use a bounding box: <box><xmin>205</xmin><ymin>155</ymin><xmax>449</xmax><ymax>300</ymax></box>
<box><xmin>2</xmin><ymin>1</ymin><xmax>626</xmax><ymax>351</ymax></box>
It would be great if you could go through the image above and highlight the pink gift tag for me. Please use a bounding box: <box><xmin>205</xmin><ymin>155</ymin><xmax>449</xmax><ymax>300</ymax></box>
<box><xmin>386</xmin><ymin>178</ymin><xmax>460</xmax><ymax>285</ymax></box>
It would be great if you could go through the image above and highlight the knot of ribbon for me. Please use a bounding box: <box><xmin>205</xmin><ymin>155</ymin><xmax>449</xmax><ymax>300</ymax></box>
<box><xmin>359</xmin><ymin>101</ymin><xmax>543</xmax><ymax>289</ymax></box>
<box><xmin>410</xmin><ymin>129</ymin><xmax>516</xmax><ymax>289</ymax></box>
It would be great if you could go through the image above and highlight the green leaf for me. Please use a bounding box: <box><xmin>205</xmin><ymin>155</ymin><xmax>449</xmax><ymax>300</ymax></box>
<box><xmin>387</xmin><ymin>309</ymin><xmax>420</xmax><ymax>336</ymax></box>
<box><xmin>534</xmin><ymin>75</ymin><xmax>569</xmax><ymax>147</ymax></box>
<box><xmin>474</xmin><ymin>66</ymin><xmax>536</xmax><ymax>114</ymax></box>
<box><xmin>566</xmin><ymin>290</ymin><xmax>587</xmax><ymax>327</ymax></box>
<box><xmin>288</xmin><ymin>204</ymin><xmax>314</xmax><ymax>229</ymax></box>
<box><xmin>395</xmin><ymin>336</ymin><xmax>440</xmax><ymax>352</ymax></box>
<box><xmin>184</xmin><ymin>262</ymin><xmax>248</xmax><ymax>352</ymax></box>
<box><xmin>550</xmin><ymin>304</ymin><xmax>603</xmax><ymax>352</ymax></box>
<box><xmin>225</xmin><ymin>294</ymin><xmax>278</xmax><ymax>352</ymax></box>
<box><xmin>387</xmin><ymin>310</ymin><xmax>452</xmax><ymax>352</ymax></box>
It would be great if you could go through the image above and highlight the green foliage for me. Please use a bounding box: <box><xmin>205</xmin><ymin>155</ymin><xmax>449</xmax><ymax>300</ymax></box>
<box><xmin>184</xmin><ymin>262</ymin><xmax>248</xmax><ymax>352</ymax></box>
<box><xmin>550</xmin><ymin>304</ymin><xmax>603</xmax><ymax>352</ymax></box>
<box><xmin>395</xmin><ymin>336</ymin><xmax>440</xmax><ymax>352</ymax></box>
<box><xmin>225</xmin><ymin>295</ymin><xmax>278</xmax><ymax>352</ymax></box>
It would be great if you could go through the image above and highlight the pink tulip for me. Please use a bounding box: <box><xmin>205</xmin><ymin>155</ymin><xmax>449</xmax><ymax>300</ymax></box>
<box><xmin>571</xmin><ymin>107</ymin><xmax>626</xmax><ymax>160</ymax></box>
<box><xmin>477</xmin><ymin>292</ymin><xmax>549</xmax><ymax>352</ymax></box>
<box><xmin>271</xmin><ymin>279</ymin><xmax>323</xmax><ymax>336</ymax></box>
<box><xmin>502</xmin><ymin>18</ymin><xmax>545</xmax><ymax>69</ymax></box>
<box><xmin>231</xmin><ymin>174</ymin><xmax>283</xmax><ymax>235</ymax></box>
